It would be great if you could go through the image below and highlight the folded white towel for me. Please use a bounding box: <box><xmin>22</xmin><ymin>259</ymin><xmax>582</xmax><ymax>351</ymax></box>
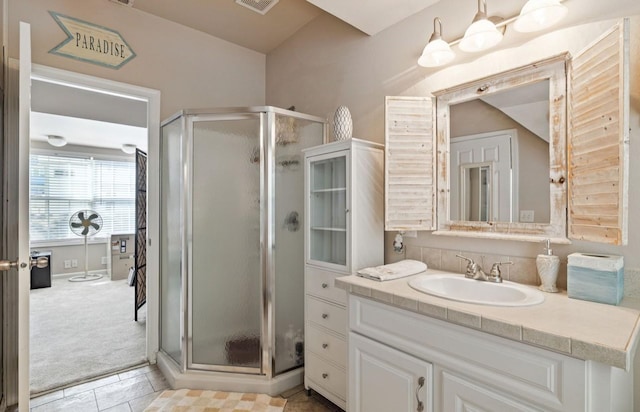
<box><xmin>357</xmin><ymin>260</ymin><xmax>427</xmax><ymax>282</ymax></box>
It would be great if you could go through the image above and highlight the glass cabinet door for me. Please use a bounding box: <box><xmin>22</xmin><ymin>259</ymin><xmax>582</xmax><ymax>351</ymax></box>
<box><xmin>308</xmin><ymin>151</ymin><xmax>348</xmax><ymax>268</ymax></box>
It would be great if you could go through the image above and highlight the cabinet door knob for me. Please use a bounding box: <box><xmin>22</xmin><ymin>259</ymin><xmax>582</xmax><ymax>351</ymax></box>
<box><xmin>416</xmin><ymin>376</ymin><xmax>425</xmax><ymax>412</ymax></box>
<box><xmin>322</xmin><ymin>343</ymin><xmax>328</xmax><ymax>349</ymax></box>
<box><xmin>322</xmin><ymin>313</ymin><xmax>328</xmax><ymax>319</ymax></box>
<box><xmin>321</xmin><ymin>282</ymin><xmax>328</xmax><ymax>288</ymax></box>
<box><xmin>322</xmin><ymin>373</ymin><xmax>328</xmax><ymax>379</ymax></box>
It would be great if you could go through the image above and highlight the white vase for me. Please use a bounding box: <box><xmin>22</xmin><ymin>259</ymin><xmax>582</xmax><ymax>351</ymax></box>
<box><xmin>333</xmin><ymin>106</ymin><xmax>353</xmax><ymax>141</ymax></box>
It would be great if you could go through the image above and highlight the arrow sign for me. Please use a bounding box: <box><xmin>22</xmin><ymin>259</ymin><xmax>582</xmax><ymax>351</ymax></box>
<box><xmin>49</xmin><ymin>11</ymin><xmax>136</xmax><ymax>69</ymax></box>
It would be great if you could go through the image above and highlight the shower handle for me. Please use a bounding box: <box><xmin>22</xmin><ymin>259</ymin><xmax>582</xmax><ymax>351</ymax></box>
<box><xmin>321</xmin><ymin>282</ymin><xmax>328</xmax><ymax>288</ymax></box>
<box><xmin>322</xmin><ymin>343</ymin><xmax>328</xmax><ymax>349</ymax></box>
<box><xmin>322</xmin><ymin>313</ymin><xmax>328</xmax><ymax>319</ymax></box>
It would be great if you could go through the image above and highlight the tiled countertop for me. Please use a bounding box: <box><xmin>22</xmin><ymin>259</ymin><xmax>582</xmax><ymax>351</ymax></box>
<box><xmin>335</xmin><ymin>269</ymin><xmax>640</xmax><ymax>370</ymax></box>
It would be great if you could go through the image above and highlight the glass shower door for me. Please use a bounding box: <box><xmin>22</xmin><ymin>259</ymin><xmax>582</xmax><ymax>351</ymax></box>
<box><xmin>189</xmin><ymin>115</ymin><xmax>262</xmax><ymax>372</ymax></box>
<box><xmin>273</xmin><ymin>114</ymin><xmax>324</xmax><ymax>374</ymax></box>
<box><xmin>160</xmin><ymin>117</ymin><xmax>184</xmax><ymax>366</ymax></box>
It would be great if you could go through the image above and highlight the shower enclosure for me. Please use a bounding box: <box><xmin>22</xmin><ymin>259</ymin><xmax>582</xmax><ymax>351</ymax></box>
<box><xmin>158</xmin><ymin>107</ymin><xmax>325</xmax><ymax>392</ymax></box>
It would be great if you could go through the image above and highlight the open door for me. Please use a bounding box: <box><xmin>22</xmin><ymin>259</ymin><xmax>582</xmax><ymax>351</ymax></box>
<box><xmin>1</xmin><ymin>22</ymin><xmax>32</xmax><ymax>410</ymax></box>
<box><xmin>135</xmin><ymin>149</ymin><xmax>147</xmax><ymax>321</ymax></box>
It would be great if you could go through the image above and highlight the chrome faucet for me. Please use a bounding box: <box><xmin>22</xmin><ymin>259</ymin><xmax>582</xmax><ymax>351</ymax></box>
<box><xmin>456</xmin><ymin>254</ymin><xmax>487</xmax><ymax>280</ymax></box>
<box><xmin>456</xmin><ymin>255</ymin><xmax>512</xmax><ymax>283</ymax></box>
<box><xmin>488</xmin><ymin>261</ymin><xmax>513</xmax><ymax>283</ymax></box>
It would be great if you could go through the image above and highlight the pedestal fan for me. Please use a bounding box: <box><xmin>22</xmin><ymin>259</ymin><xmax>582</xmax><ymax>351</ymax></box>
<box><xmin>68</xmin><ymin>210</ymin><xmax>104</xmax><ymax>282</ymax></box>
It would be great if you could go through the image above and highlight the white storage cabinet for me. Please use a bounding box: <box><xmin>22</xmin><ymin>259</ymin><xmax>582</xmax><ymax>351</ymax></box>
<box><xmin>303</xmin><ymin>138</ymin><xmax>384</xmax><ymax>410</ymax></box>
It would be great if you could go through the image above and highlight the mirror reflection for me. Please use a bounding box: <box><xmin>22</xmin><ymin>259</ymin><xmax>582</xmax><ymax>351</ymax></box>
<box><xmin>449</xmin><ymin>80</ymin><xmax>551</xmax><ymax>223</ymax></box>
<box><xmin>458</xmin><ymin>163</ymin><xmax>490</xmax><ymax>221</ymax></box>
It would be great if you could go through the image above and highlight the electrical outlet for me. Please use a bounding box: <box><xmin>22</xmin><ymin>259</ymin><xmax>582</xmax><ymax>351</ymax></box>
<box><xmin>64</xmin><ymin>260</ymin><xmax>71</xmax><ymax>269</ymax></box>
<box><xmin>101</xmin><ymin>256</ymin><xmax>108</xmax><ymax>265</ymax></box>
<box><xmin>520</xmin><ymin>210</ymin><xmax>535</xmax><ymax>223</ymax></box>
<box><xmin>71</xmin><ymin>259</ymin><xmax>78</xmax><ymax>268</ymax></box>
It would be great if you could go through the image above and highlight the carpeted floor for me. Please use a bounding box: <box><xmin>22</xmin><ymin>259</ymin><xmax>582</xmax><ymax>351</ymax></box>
<box><xmin>144</xmin><ymin>389</ymin><xmax>287</xmax><ymax>412</ymax></box>
<box><xmin>29</xmin><ymin>274</ymin><xmax>147</xmax><ymax>394</ymax></box>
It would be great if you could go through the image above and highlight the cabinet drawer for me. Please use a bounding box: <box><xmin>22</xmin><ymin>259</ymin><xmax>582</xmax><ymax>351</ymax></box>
<box><xmin>305</xmin><ymin>266</ymin><xmax>347</xmax><ymax>305</ymax></box>
<box><xmin>306</xmin><ymin>323</ymin><xmax>347</xmax><ymax>367</ymax></box>
<box><xmin>307</xmin><ymin>296</ymin><xmax>346</xmax><ymax>335</ymax></box>
<box><xmin>306</xmin><ymin>351</ymin><xmax>347</xmax><ymax>400</ymax></box>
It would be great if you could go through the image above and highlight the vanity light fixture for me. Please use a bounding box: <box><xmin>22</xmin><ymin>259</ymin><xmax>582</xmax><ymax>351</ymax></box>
<box><xmin>417</xmin><ymin>0</ymin><xmax>569</xmax><ymax>68</ymax></box>
<box><xmin>418</xmin><ymin>17</ymin><xmax>455</xmax><ymax>68</ymax></box>
<box><xmin>47</xmin><ymin>134</ymin><xmax>67</xmax><ymax>147</ymax></box>
<box><xmin>513</xmin><ymin>0</ymin><xmax>568</xmax><ymax>33</ymax></box>
<box><xmin>121</xmin><ymin>143</ymin><xmax>136</xmax><ymax>154</ymax></box>
<box><xmin>459</xmin><ymin>0</ymin><xmax>503</xmax><ymax>52</ymax></box>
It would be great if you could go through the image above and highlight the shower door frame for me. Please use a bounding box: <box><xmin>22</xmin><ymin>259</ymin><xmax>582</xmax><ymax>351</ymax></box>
<box><xmin>161</xmin><ymin>107</ymin><xmax>326</xmax><ymax>378</ymax></box>
<box><xmin>185</xmin><ymin>111</ymin><xmax>267</xmax><ymax>375</ymax></box>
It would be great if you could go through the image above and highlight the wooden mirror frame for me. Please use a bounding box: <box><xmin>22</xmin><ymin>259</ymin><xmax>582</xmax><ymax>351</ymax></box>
<box><xmin>433</xmin><ymin>54</ymin><xmax>570</xmax><ymax>243</ymax></box>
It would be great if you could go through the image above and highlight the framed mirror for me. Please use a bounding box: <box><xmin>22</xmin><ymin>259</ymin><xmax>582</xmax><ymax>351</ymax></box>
<box><xmin>433</xmin><ymin>54</ymin><xmax>569</xmax><ymax>242</ymax></box>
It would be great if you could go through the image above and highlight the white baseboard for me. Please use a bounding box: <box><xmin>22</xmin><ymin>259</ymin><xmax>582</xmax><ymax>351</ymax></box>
<box><xmin>156</xmin><ymin>351</ymin><xmax>303</xmax><ymax>396</ymax></box>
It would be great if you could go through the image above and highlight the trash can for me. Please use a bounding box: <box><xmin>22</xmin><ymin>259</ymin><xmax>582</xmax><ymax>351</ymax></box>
<box><xmin>30</xmin><ymin>251</ymin><xmax>52</xmax><ymax>289</ymax></box>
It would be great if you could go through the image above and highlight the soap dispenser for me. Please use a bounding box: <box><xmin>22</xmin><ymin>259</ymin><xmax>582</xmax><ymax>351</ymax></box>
<box><xmin>536</xmin><ymin>239</ymin><xmax>559</xmax><ymax>293</ymax></box>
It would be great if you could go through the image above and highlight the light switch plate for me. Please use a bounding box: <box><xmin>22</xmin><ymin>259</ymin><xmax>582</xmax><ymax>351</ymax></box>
<box><xmin>520</xmin><ymin>210</ymin><xmax>534</xmax><ymax>223</ymax></box>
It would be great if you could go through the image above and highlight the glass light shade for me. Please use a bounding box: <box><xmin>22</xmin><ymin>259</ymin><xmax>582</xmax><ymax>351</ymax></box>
<box><xmin>513</xmin><ymin>0</ymin><xmax>568</xmax><ymax>33</ymax></box>
<box><xmin>418</xmin><ymin>38</ymin><xmax>455</xmax><ymax>67</ymax></box>
<box><xmin>459</xmin><ymin>19</ymin><xmax>503</xmax><ymax>52</ymax></box>
<box><xmin>47</xmin><ymin>134</ymin><xmax>67</xmax><ymax>147</ymax></box>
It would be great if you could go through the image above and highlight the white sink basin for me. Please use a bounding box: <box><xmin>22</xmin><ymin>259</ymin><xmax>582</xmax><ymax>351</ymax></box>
<box><xmin>408</xmin><ymin>274</ymin><xmax>545</xmax><ymax>307</ymax></box>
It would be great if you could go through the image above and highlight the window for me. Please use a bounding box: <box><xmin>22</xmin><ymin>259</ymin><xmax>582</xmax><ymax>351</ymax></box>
<box><xmin>30</xmin><ymin>152</ymin><xmax>136</xmax><ymax>242</ymax></box>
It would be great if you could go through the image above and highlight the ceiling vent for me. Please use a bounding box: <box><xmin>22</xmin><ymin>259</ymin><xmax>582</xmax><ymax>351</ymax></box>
<box><xmin>235</xmin><ymin>0</ymin><xmax>279</xmax><ymax>15</ymax></box>
<box><xmin>109</xmin><ymin>0</ymin><xmax>134</xmax><ymax>6</ymax></box>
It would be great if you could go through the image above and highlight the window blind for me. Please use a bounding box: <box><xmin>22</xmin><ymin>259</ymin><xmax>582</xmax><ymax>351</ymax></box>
<box><xmin>30</xmin><ymin>153</ymin><xmax>136</xmax><ymax>242</ymax></box>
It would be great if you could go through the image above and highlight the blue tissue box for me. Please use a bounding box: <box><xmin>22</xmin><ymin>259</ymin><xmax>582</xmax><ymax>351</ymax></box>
<box><xmin>567</xmin><ymin>253</ymin><xmax>624</xmax><ymax>305</ymax></box>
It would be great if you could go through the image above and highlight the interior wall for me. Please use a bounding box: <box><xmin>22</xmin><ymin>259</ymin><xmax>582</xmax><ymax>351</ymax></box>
<box><xmin>266</xmin><ymin>8</ymin><xmax>640</xmax><ymax>275</ymax></box>
<box><xmin>8</xmin><ymin>0</ymin><xmax>266</xmax><ymax>120</ymax></box>
<box><xmin>266</xmin><ymin>4</ymin><xmax>640</xmax><ymax>404</ymax></box>
<box><xmin>31</xmin><ymin>242</ymin><xmax>112</xmax><ymax>277</ymax></box>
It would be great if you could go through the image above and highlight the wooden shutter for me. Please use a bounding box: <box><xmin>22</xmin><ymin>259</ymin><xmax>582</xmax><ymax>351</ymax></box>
<box><xmin>568</xmin><ymin>19</ymin><xmax>629</xmax><ymax>245</ymax></box>
<box><xmin>384</xmin><ymin>96</ymin><xmax>435</xmax><ymax>231</ymax></box>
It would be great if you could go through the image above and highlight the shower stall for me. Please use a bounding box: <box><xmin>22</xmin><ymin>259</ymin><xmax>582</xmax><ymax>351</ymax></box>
<box><xmin>157</xmin><ymin>107</ymin><xmax>326</xmax><ymax>394</ymax></box>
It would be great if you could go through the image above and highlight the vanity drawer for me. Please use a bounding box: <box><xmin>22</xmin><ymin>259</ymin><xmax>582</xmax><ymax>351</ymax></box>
<box><xmin>305</xmin><ymin>266</ymin><xmax>347</xmax><ymax>305</ymax></box>
<box><xmin>306</xmin><ymin>323</ymin><xmax>347</xmax><ymax>367</ymax></box>
<box><xmin>307</xmin><ymin>296</ymin><xmax>347</xmax><ymax>336</ymax></box>
<box><xmin>306</xmin><ymin>352</ymin><xmax>347</xmax><ymax>400</ymax></box>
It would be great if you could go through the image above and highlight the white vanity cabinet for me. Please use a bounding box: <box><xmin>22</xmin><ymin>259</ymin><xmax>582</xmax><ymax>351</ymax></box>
<box><xmin>348</xmin><ymin>295</ymin><xmax>633</xmax><ymax>412</ymax></box>
<box><xmin>303</xmin><ymin>138</ymin><xmax>384</xmax><ymax>410</ymax></box>
<box><xmin>350</xmin><ymin>332</ymin><xmax>432</xmax><ymax>412</ymax></box>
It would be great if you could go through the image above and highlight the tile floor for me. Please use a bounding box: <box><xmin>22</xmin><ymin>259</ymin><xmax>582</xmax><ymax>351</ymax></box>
<box><xmin>30</xmin><ymin>364</ymin><xmax>343</xmax><ymax>412</ymax></box>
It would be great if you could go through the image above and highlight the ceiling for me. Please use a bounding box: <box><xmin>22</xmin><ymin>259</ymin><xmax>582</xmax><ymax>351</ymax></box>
<box><xmin>131</xmin><ymin>0</ymin><xmax>441</xmax><ymax>53</ymax></box>
<box><xmin>30</xmin><ymin>79</ymin><xmax>148</xmax><ymax>152</ymax></box>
